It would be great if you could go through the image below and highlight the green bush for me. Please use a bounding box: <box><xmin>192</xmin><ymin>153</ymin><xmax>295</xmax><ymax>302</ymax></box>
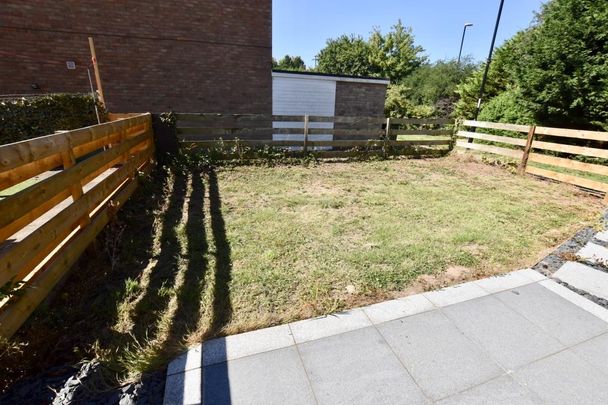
<box><xmin>384</xmin><ymin>83</ymin><xmax>436</xmax><ymax>118</ymax></box>
<box><xmin>0</xmin><ymin>93</ymin><xmax>105</xmax><ymax>145</ymax></box>
<box><xmin>478</xmin><ymin>88</ymin><xmax>535</xmax><ymax>125</ymax></box>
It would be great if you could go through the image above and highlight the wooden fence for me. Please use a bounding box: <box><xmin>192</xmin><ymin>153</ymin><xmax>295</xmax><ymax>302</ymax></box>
<box><xmin>456</xmin><ymin>120</ymin><xmax>608</xmax><ymax>195</ymax></box>
<box><xmin>176</xmin><ymin>114</ymin><xmax>453</xmax><ymax>158</ymax></box>
<box><xmin>0</xmin><ymin>113</ymin><xmax>155</xmax><ymax>338</ymax></box>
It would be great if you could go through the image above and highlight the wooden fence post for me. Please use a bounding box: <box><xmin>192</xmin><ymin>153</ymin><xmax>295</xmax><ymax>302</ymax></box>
<box><xmin>518</xmin><ymin>125</ymin><xmax>536</xmax><ymax>175</ymax></box>
<box><xmin>385</xmin><ymin>117</ymin><xmax>391</xmax><ymax>140</ymax></box>
<box><xmin>119</xmin><ymin>124</ymin><xmax>129</xmax><ymax>164</ymax></box>
<box><xmin>59</xmin><ymin>133</ymin><xmax>90</xmax><ymax>226</ymax></box>
<box><xmin>88</xmin><ymin>37</ymin><xmax>106</xmax><ymax>109</ymax></box>
<box><xmin>303</xmin><ymin>115</ymin><xmax>309</xmax><ymax>154</ymax></box>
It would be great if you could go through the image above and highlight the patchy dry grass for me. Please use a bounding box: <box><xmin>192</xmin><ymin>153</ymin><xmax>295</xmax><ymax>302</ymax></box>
<box><xmin>216</xmin><ymin>154</ymin><xmax>602</xmax><ymax>326</ymax></box>
<box><xmin>1</xmin><ymin>154</ymin><xmax>604</xmax><ymax>390</ymax></box>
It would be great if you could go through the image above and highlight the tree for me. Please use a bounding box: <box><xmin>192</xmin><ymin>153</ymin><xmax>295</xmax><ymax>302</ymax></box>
<box><xmin>454</xmin><ymin>31</ymin><xmax>531</xmax><ymax>119</ymax></box>
<box><xmin>368</xmin><ymin>21</ymin><xmax>427</xmax><ymax>82</ymax></box>
<box><xmin>402</xmin><ymin>57</ymin><xmax>477</xmax><ymax>117</ymax></box>
<box><xmin>315</xmin><ymin>35</ymin><xmax>375</xmax><ymax>77</ymax></box>
<box><xmin>455</xmin><ymin>0</ymin><xmax>608</xmax><ymax>130</ymax></box>
<box><xmin>315</xmin><ymin>20</ymin><xmax>426</xmax><ymax>82</ymax></box>
<box><xmin>514</xmin><ymin>0</ymin><xmax>608</xmax><ymax>129</ymax></box>
<box><xmin>272</xmin><ymin>55</ymin><xmax>307</xmax><ymax>71</ymax></box>
<box><xmin>384</xmin><ymin>83</ymin><xmax>435</xmax><ymax>118</ymax></box>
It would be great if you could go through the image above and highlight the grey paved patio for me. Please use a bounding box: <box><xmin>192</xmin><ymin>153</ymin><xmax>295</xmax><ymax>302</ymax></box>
<box><xmin>164</xmin><ymin>269</ymin><xmax>608</xmax><ymax>404</ymax></box>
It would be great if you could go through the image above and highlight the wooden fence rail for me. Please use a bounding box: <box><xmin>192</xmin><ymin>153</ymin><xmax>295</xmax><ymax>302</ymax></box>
<box><xmin>0</xmin><ymin>113</ymin><xmax>155</xmax><ymax>338</ymax></box>
<box><xmin>175</xmin><ymin>114</ymin><xmax>454</xmax><ymax>158</ymax></box>
<box><xmin>456</xmin><ymin>120</ymin><xmax>608</xmax><ymax>195</ymax></box>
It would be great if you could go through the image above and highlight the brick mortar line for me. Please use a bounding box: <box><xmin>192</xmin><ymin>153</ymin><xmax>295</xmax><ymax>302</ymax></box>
<box><xmin>0</xmin><ymin>25</ymin><xmax>271</xmax><ymax>49</ymax></box>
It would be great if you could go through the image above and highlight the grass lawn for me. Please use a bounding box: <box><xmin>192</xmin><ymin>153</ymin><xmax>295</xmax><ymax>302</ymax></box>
<box><xmin>1</xmin><ymin>154</ymin><xmax>604</xmax><ymax>388</ymax></box>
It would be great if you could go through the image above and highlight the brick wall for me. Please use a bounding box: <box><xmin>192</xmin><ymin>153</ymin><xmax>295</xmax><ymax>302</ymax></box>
<box><xmin>335</xmin><ymin>81</ymin><xmax>387</xmax><ymax>117</ymax></box>
<box><xmin>0</xmin><ymin>1</ymin><xmax>272</xmax><ymax>114</ymax></box>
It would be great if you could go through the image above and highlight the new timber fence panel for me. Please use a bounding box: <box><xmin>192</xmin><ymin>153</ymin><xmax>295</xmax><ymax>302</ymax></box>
<box><xmin>0</xmin><ymin>113</ymin><xmax>155</xmax><ymax>338</ymax></box>
<box><xmin>526</xmin><ymin>166</ymin><xmax>608</xmax><ymax>194</ymax></box>
<box><xmin>456</xmin><ymin>120</ymin><xmax>608</xmax><ymax>196</ymax></box>
<box><xmin>0</xmin><ymin>114</ymin><xmax>150</xmax><ymax>190</ymax></box>
<box><xmin>176</xmin><ymin>114</ymin><xmax>454</xmax><ymax>157</ymax></box>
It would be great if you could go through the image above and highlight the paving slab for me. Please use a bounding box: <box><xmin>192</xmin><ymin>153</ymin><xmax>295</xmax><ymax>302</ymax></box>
<box><xmin>167</xmin><ymin>344</ymin><xmax>202</xmax><ymax>376</ymax></box>
<box><xmin>202</xmin><ymin>324</ymin><xmax>294</xmax><ymax>366</ymax></box>
<box><xmin>377</xmin><ymin>310</ymin><xmax>502</xmax><ymax>400</ymax></box>
<box><xmin>203</xmin><ymin>346</ymin><xmax>316</xmax><ymax>405</ymax></box>
<box><xmin>163</xmin><ymin>269</ymin><xmax>608</xmax><ymax>404</ymax></box>
<box><xmin>165</xmin><ymin>367</ymin><xmax>202</xmax><ymax>405</ymax></box>
<box><xmin>362</xmin><ymin>294</ymin><xmax>435</xmax><ymax>324</ymax></box>
<box><xmin>553</xmin><ymin>261</ymin><xmax>608</xmax><ymax>300</ymax></box>
<box><xmin>495</xmin><ymin>283</ymin><xmax>608</xmax><ymax>346</ymax></box>
<box><xmin>513</xmin><ymin>349</ymin><xmax>608</xmax><ymax>404</ymax></box>
<box><xmin>514</xmin><ymin>268</ymin><xmax>547</xmax><ymax>282</ymax></box>
<box><xmin>289</xmin><ymin>308</ymin><xmax>371</xmax><ymax>344</ymax></box>
<box><xmin>473</xmin><ymin>270</ymin><xmax>535</xmax><ymax>294</ymax></box>
<box><xmin>571</xmin><ymin>333</ymin><xmax>608</xmax><ymax>376</ymax></box>
<box><xmin>442</xmin><ymin>295</ymin><xmax>564</xmax><ymax>370</ymax></box>
<box><xmin>437</xmin><ymin>374</ymin><xmax>542</xmax><ymax>405</ymax></box>
<box><xmin>298</xmin><ymin>327</ymin><xmax>427</xmax><ymax>405</ymax></box>
<box><xmin>577</xmin><ymin>241</ymin><xmax>608</xmax><ymax>264</ymax></box>
<box><xmin>539</xmin><ymin>279</ymin><xmax>608</xmax><ymax>323</ymax></box>
<box><xmin>167</xmin><ymin>324</ymin><xmax>294</xmax><ymax>374</ymax></box>
<box><xmin>594</xmin><ymin>230</ymin><xmax>608</xmax><ymax>243</ymax></box>
<box><xmin>422</xmin><ymin>281</ymin><xmax>488</xmax><ymax>307</ymax></box>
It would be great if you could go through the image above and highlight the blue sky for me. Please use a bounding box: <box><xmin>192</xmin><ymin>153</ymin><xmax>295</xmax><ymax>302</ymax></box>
<box><xmin>273</xmin><ymin>0</ymin><xmax>546</xmax><ymax>67</ymax></box>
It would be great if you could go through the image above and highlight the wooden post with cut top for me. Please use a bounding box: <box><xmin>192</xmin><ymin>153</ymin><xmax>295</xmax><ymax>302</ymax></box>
<box><xmin>518</xmin><ymin>125</ymin><xmax>536</xmax><ymax>175</ymax></box>
<box><xmin>88</xmin><ymin>37</ymin><xmax>106</xmax><ymax>109</ymax></box>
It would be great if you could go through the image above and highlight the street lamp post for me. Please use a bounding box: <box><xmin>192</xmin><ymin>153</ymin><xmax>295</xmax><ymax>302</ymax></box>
<box><xmin>458</xmin><ymin>23</ymin><xmax>473</xmax><ymax>65</ymax></box>
<box><xmin>474</xmin><ymin>0</ymin><xmax>505</xmax><ymax>120</ymax></box>
<box><xmin>468</xmin><ymin>0</ymin><xmax>505</xmax><ymax>144</ymax></box>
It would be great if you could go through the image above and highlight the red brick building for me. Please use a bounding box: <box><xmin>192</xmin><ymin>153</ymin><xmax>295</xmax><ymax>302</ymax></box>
<box><xmin>0</xmin><ymin>1</ymin><xmax>272</xmax><ymax>113</ymax></box>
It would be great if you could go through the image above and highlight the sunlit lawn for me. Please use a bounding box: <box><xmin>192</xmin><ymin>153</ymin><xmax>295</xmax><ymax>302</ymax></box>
<box><xmin>3</xmin><ymin>154</ymin><xmax>603</xmax><ymax>387</ymax></box>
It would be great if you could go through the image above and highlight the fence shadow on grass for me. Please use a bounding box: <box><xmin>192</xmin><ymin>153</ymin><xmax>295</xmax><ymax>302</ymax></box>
<box><xmin>1</xmin><ymin>167</ymin><xmax>236</xmax><ymax>400</ymax></box>
<box><xmin>205</xmin><ymin>169</ymin><xmax>233</xmax><ymax>338</ymax></box>
<box><xmin>161</xmin><ymin>170</ymin><xmax>208</xmax><ymax>350</ymax></box>
<box><xmin>155</xmin><ymin>168</ymin><xmax>234</xmax><ymax>404</ymax></box>
<box><xmin>193</xmin><ymin>169</ymin><xmax>234</xmax><ymax>404</ymax></box>
<box><xmin>130</xmin><ymin>172</ymin><xmax>189</xmax><ymax>340</ymax></box>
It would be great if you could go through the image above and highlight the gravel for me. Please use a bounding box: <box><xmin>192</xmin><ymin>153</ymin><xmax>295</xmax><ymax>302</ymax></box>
<box><xmin>0</xmin><ymin>360</ymin><xmax>165</xmax><ymax>405</ymax></box>
<box><xmin>533</xmin><ymin>210</ymin><xmax>608</xmax><ymax>309</ymax></box>
<box><xmin>533</xmin><ymin>227</ymin><xmax>597</xmax><ymax>277</ymax></box>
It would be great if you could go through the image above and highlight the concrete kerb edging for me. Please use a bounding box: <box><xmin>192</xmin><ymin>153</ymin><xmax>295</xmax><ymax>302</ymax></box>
<box><xmin>165</xmin><ymin>268</ymin><xmax>608</xmax><ymax>378</ymax></box>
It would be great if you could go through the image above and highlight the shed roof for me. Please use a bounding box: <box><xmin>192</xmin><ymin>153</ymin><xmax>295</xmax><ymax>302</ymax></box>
<box><xmin>272</xmin><ymin>70</ymin><xmax>390</xmax><ymax>85</ymax></box>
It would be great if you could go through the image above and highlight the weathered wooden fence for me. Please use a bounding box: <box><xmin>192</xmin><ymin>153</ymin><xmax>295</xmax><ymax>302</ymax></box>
<box><xmin>456</xmin><ymin>120</ymin><xmax>608</xmax><ymax>195</ymax></box>
<box><xmin>176</xmin><ymin>114</ymin><xmax>453</xmax><ymax>158</ymax></box>
<box><xmin>0</xmin><ymin>113</ymin><xmax>155</xmax><ymax>338</ymax></box>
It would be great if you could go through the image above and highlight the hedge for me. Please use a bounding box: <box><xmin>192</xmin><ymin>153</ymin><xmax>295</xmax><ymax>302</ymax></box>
<box><xmin>0</xmin><ymin>94</ymin><xmax>106</xmax><ymax>145</ymax></box>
